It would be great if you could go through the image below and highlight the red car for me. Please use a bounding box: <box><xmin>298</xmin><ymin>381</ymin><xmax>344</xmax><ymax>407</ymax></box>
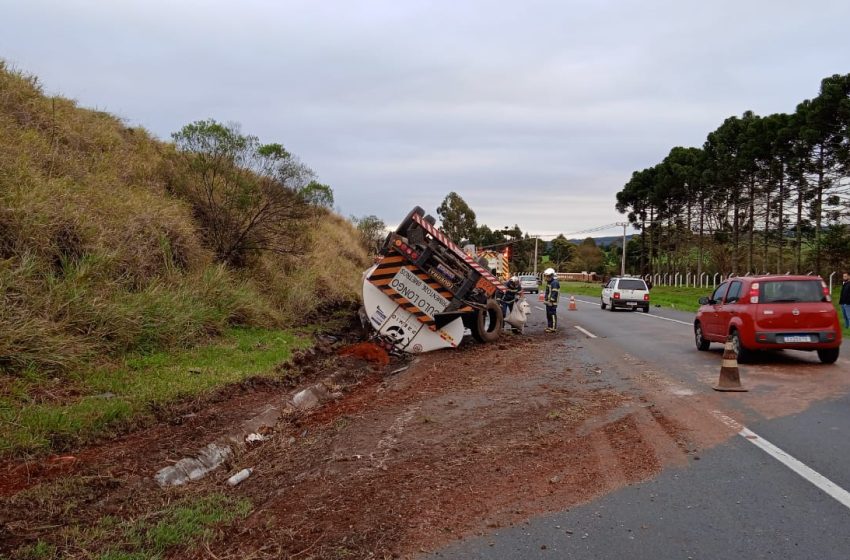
<box><xmin>694</xmin><ymin>275</ymin><xmax>842</xmax><ymax>364</ymax></box>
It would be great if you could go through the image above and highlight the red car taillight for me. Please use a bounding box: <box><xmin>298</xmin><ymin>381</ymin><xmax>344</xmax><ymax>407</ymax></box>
<box><xmin>748</xmin><ymin>282</ymin><xmax>760</xmax><ymax>303</ymax></box>
<box><xmin>821</xmin><ymin>280</ymin><xmax>831</xmax><ymax>302</ymax></box>
<box><xmin>643</xmin><ymin>294</ymin><xmax>650</xmax><ymax>301</ymax></box>
<box><xmin>613</xmin><ymin>292</ymin><xmax>620</xmax><ymax>299</ymax></box>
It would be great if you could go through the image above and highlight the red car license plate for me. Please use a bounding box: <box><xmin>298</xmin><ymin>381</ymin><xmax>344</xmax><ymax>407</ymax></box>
<box><xmin>782</xmin><ymin>335</ymin><xmax>812</xmax><ymax>343</ymax></box>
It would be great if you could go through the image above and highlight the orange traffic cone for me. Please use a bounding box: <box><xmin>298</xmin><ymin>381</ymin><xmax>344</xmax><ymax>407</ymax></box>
<box><xmin>713</xmin><ymin>336</ymin><xmax>748</xmax><ymax>392</ymax></box>
<box><xmin>568</xmin><ymin>295</ymin><xmax>577</xmax><ymax>311</ymax></box>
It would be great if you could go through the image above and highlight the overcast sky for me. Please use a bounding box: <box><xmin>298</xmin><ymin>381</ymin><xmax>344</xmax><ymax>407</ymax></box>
<box><xmin>2</xmin><ymin>0</ymin><xmax>849</xmax><ymax>237</ymax></box>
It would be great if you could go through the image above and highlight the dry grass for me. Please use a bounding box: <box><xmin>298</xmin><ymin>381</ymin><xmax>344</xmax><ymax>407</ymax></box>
<box><xmin>0</xmin><ymin>62</ymin><xmax>369</xmax><ymax>378</ymax></box>
<box><xmin>250</xmin><ymin>212</ymin><xmax>370</xmax><ymax>322</ymax></box>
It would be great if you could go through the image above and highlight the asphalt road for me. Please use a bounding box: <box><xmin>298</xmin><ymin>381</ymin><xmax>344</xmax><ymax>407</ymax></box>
<box><xmin>428</xmin><ymin>292</ymin><xmax>850</xmax><ymax>559</ymax></box>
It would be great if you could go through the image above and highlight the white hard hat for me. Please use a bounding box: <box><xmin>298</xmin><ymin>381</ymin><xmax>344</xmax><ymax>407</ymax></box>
<box><xmin>510</xmin><ymin>276</ymin><xmax>519</xmax><ymax>282</ymax></box>
<box><xmin>544</xmin><ymin>268</ymin><xmax>555</xmax><ymax>276</ymax></box>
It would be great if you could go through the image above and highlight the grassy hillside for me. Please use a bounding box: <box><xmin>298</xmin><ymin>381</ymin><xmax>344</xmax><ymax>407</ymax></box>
<box><xmin>0</xmin><ymin>62</ymin><xmax>370</xmax><ymax>454</ymax></box>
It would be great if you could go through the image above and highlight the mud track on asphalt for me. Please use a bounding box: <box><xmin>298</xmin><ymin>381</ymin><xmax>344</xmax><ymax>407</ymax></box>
<box><xmin>1</xmin><ymin>329</ymin><xmax>730</xmax><ymax>559</ymax></box>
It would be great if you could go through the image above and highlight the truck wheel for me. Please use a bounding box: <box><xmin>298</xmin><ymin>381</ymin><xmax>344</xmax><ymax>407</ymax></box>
<box><xmin>472</xmin><ymin>299</ymin><xmax>503</xmax><ymax>343</ymax></box>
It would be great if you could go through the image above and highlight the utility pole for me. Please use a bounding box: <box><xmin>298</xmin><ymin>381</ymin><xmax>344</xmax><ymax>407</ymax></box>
<box><xmin>533</xmin><ymin>236</ymin><xmax>539</xmax><ymax>274</ymax></box>
<box><xmin>617</xmin><ymin>222</ymin><xmax>628</xmax><ymax>276</ymax></box>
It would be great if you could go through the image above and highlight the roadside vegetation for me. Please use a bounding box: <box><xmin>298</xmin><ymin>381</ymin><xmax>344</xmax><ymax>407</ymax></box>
<box><xmin>616</xmin><ymin>74</ymin><xmax>850</xmax><ymax>279</ymax></box>
<box><xmin>7</xmin><ymin>487</ymin><xmax>251</xmax><ymax>559</ymax></box>
<box><xmin>0</xmin><ymin>327</ymin><xmax>310</xmax><ymax>456</ymax></box>
<box><xmin>559</xmin><ymin>281</ymin><xmax>707</xmax><ymax>313</ymax></box>
<box><xmin>0</xmin><ymin>63</ymin><xmax>370</xmax><ymax>458</ymax></box>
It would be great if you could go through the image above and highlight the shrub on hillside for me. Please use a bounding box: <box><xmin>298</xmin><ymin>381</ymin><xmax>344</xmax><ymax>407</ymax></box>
<box><xmin>169</xmin><ymin>120</ymin><xmax>313</xmax><ymax>268</ymax></box>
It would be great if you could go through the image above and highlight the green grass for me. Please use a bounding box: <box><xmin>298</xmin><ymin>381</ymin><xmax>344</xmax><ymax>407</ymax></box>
<box><xmin>116</xmin><ymin>493</ymin><xmax>251</xmax><ymax>558</ymax></box>
<box><xmin>558</xmin><ymin>281</ymin><xmax>706</xmax><ymax>313</ymax></box>
<box><xmin>8</xmin><ymin>540</ymin><xmax>56</xmax><ymax>560</ymax></box>
<box><xmin>0</xmin><ymin>327</ymin><xmax>309</xmax><ymax>458</ymax></box>
<box><xmin>7</xmin><ymin>492</ymin><xmax>251</xmax><ymax>559</ymax></box>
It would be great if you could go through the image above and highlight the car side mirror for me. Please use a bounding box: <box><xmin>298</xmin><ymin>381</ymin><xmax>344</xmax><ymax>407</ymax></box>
<box><xmin>698</xmin><ymin>296</ymin><xmax>710</xmax><ymax>305</ymax></box>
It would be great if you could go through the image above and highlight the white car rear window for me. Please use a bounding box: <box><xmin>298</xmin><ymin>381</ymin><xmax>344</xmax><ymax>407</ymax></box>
<box><xmin>618</xmin><ymin>279</ymin><xmax>646</xmax><ymax>290</ymax></box>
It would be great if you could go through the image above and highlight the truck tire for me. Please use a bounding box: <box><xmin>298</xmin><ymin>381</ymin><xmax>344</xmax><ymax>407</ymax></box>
<box><xmin>472</xmin><ymin>298</ymin><xmax>503</xmax><ymax>343</ymax></box>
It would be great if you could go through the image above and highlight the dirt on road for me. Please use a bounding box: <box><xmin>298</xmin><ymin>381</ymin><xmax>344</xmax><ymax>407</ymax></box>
<box><xmin>1</xmin><ymin>325</ymin><xmax>736</xmax><ymax>559</ymax></box>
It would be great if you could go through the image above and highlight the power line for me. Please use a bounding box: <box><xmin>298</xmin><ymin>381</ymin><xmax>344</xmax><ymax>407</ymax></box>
<box><xmin>475</xmin><ymin>237</ymin><xmax>529</xmax><ymax>250</ymax></box>
<box><xmin>473</xmin><ymin>222</ymin><xmax>631</xmax><ymax>250</ymax></box>
<box><xmin>558</xmin><ymin>222</ymin><xmax>627</xmax><ymax>238</ymax></box>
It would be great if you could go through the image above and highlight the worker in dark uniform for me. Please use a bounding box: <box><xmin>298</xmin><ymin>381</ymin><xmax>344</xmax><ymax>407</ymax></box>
<box><xmin>840</xmin><ymin>271</ymin><xmax>850</xmax><ymax>329</ymax></box>
<box><xmin>499</xmin><ymin>276</ymin><xmax>522</xmax><ymax>318</ymax></box>
<box><xmin>543</xmin><ymin>268</ymin><xmax>560</xmax><ymax>332</ymax></box>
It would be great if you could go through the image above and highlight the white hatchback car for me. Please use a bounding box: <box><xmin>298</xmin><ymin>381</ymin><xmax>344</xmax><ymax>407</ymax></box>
<box><xmin>518</xmin><ymin>275</ymin><xmax>540</xmax><ymax>294</ymax></box>
<box><xmin>601</xmin><ymin>277</ymin><xmax>650</xmax><ymax>312</ymax></box>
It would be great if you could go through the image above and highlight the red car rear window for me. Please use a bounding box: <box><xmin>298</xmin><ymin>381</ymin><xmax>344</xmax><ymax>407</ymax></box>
<box><xmin>760</xmin><ymin>280</ymin><xmax>824</xmax><ymax>303</ymax></box>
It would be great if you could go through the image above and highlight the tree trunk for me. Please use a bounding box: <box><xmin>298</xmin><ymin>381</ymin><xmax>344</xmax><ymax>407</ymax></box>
<box><xmin>747</xmin><ymin>176</ymin><xmax>755</xmax><ymax>273</ymax></box>
<box><xmin>697</xmin><ymin>195</ymin><xmax>705</xmax><ymax>279</ymax></box>
<box><xmin>732</xmin><ymin>189</ymin><xmax>740</xmax><ymax>273</ymax></box>
<box><xmin>648</xmin><ymin>207</ymin><xmax>655</xmax><ymax>275</ymax></box>
<box><xmin>814</xmin><ymin>145</ymin><xmax>825</xmax><ymax>275</ymax></box>
<box><xmin>795</xmin><ymin>186</ymin><xmax>803</xmax><ymax>274</ymax></box>
<box><xmin>777</xmin><ymin>159</ymin><xmax>785</xmax><ymax>273</ymax></box>
<box><xmin>762</xmin><ymin>182</ymin><xmax>770</xmax><ymax>274</ymax></box>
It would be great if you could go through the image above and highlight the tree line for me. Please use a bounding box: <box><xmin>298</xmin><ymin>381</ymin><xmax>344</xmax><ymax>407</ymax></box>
<box><xmin>616</xmin><ymin>74</ymin><xmax>850</xmax><ymax>278</ymax></box>
<box><xmin>434</xmin><ymin>192</ymin><xmax>610</xmax><ymax>274</ymax></box>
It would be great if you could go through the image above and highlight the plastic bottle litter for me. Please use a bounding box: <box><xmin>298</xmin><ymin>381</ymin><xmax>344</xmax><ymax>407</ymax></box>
<box><xmin>227</xmin><ymin>468</ymin><xmax>253</xmax><ymax>487</ymax></box>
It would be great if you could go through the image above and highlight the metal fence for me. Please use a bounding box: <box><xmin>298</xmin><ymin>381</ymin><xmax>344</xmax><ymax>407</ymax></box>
<box><xmin>515</xmin><ymin>271</ymin><xmax>843</xmax><ymax>293</ymax></box>
<box><xmin>641</xmin><ymin>271</ymin><xmax>842</xmax><ymax>292</ymax></box>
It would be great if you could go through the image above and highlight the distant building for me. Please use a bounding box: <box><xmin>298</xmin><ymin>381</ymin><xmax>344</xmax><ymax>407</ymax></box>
<box><xmin>558</xmin><ymin>271</ymin><xmax>598</xmax><ymax>282</ymax></box>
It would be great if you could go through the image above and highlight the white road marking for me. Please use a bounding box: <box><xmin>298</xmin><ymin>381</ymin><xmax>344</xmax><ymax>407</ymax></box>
<box><xmin>574</xmin><ymin>325</ymin><xmax>598</xmax><ymax>339</ymax></box>
<box><xmin>712</xmin><ymin>411</ymin><xmax>743</xmax><ymax>430</ymax></box>
<box><xmin>536</xmin><ymin>306</ymin><xmax>545</xmax><ymax>311</ymax></box>
<box><xmin>634</xmin><ymin>312</ymin><xmax>693</xmax><ymax>327</ymax></box>
<box><xmin>573</xmin><ymin>297</ymin><xmax>693</xmax><ymax>328</ymax></box>
<box><xmin>741</xmin><ymin>427</ymin><xmax>850</xmax><ymax>510</ymax></box>
<box><xmin>712</xmin><ymin>411</ymin><xmax>850</xmax><ymax>511</ymax></box>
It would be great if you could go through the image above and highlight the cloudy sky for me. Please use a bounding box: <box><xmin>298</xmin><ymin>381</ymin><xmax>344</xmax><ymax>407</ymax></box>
<box><xmin>2</xmin><ymin>0</ymin><xmax>849</xmax><ymax>238</ymax></box>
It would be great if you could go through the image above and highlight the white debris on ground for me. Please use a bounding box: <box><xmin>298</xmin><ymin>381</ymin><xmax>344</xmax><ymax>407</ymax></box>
<box><xmin>154</xmin><ymin>443</ymin><xmax>233</xmax><ymax>487</ymax></box>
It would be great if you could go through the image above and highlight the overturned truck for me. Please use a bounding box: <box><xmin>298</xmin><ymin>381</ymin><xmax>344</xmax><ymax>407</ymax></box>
<box><xmin>362</xmin><ymin>206</ymin><xmax>507</xmax><ymax>353</ymax></box>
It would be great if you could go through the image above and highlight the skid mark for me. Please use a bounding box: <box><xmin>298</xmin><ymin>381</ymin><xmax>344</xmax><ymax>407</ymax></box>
<box><xmin>603</xmin><ymin>413</ymin><xmax>661</xmax><ymax>482</ymax></box>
